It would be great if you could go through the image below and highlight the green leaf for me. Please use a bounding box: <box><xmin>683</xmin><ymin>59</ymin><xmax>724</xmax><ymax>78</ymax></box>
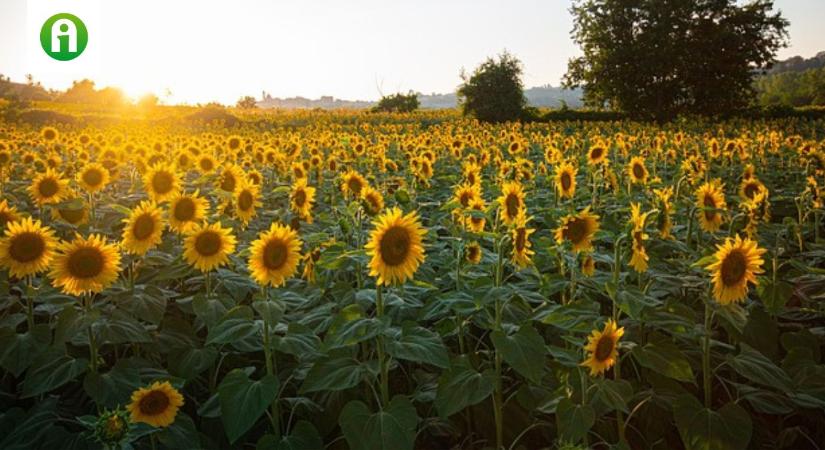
<box><xmin>385</xmin><ymin>325</ymin><xmax>449</xmax><ymax>368</ymax></box>
<box><xmin>256</xmin><ymin>420</ymin><xmax>323</xmax><ymax>450</ymax></box>
<box><xmin>21</xmin><ymin>351</ymin><xmax>88</xmax><ymax>398</ymax></box>
<box><xmin>300</xmin><ymin>357</ymin><xmax>365</xmax><ymax>393</ymax></box>
<box><xmin>273</xmin><ymin>323</ymin><xmax>321</xmax><ymax>359</ymax></box>
<box><xmin>435</xmin><ymin>356</ymin><xmax>496</xmax><ymax>417</ymax></box>
<box><xmin>253</xmin><ymin>299</ymin><xmax>284</xmax><ymax>325</ymax></box>
<box><xmin>593</xmin><ymin>378</ymin><xmax>633</xmax><ymax>413</ymax></box>
<box><xmin>758</xmin><ymin>279</ymin><xmax>792</xmax><ymax>315</ymax></box>
<box><xmin>218</xmin><ymin>368</ymin><xmax>279</xmax><ymax>444</ymax></box>
<box><xmin>167</xmin><ymin>347</ymin><xmax>218</xmax><ymax>380</ymax></box>
<box><xmin>673</xmin><ymin>394</ymin><xmax>752</xmax><ymax>450</ymax></box>
<box><xmin>555</xmin><ymin>397</ymin><xmax>595</xmax><ymax>444</ymax></box>
<box><xmin>207</xmin><ymin>306</ymin><xmax>259</xmax><ymax>346</ymax></box>
<box><xmin>632</xmin><ymin>341</ymin><xmax>694</xmax><ymax>382</ymax></box>
<box><xmin>727</xmin><ymin>343</ymin><xmax>793</xmax><ymax>393</ymax></box>
<box><xmin>83</xmin><ymin>361</ymin><xmax>142</xmax><ymax>408</ymax></box>
<box><xmin>0</xmin><ymin>324</ymin><xmax>51</xmax><ymax>377</ymax></box>
<box><xmin>490</xmin><ymin>325</ymin><xmax>546</xmax><ymax>384</ymax></box>
<box><xmin>339</xmin><ymin>396</ymin><xmax>418</xmax><ymax>450</ymax></box>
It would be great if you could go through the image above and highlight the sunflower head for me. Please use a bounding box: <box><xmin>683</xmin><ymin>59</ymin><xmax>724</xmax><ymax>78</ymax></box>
<box><xmin>555</xmin><ymin>161</ymin><xmax>578</xmax><ymax>199</ymax></box>
<box><xmin>77</xmin><ymin>162</ymin><xmax>110</xmax><ymax>193</ymax></box>
<box><xmin>465</xmin><ymin>241</ymin><xmax>482</xmax><ymax>264</ymax></box>
<box><xmin>183</xmin><ymin>222</ymin><xmax>237</xmax><ymax>272</ymax></box>
<box><xmin>127</xmin><ymin>381</ymin><xmax>184</xmax><ymax>428</ymax></box>
<box><xmin>235</xmin><ymin>181</ymin><xmax>261</xmax><ymax>225</ymax></box>
<box><xmin>143</xmin><ymin>162</ymin><xmax>180</xmax><ymax>203</ymax></box>
<box><xmin>50</xmin><ymin>234</ymin><xmax>122</xmax><ymax>296</ymax></box>
<box><xmin>0</xmin><ymin>200</ymin><xmax>21</xmax><ymax>231</ymax></box>
<box><xmin>121</xmin><ymin>201</ymin><xmax>165</xmax><ymax>255</ymax></box>
<box><xmin>696</xmin><ymin>181</ymin><xmax>726</xmax><ymax>233</ymax></box>
<box><xmin>581</xmin><ymin>319</ymin><xmax>624</xmax><ymax>376</ymax></box>
<box><xmin>706</xmin><ymin>235</ymin><xmax>766</xmax><ymax>304</ymax></box>
<box><xmin>555</xmin><ymin>207</ymin><xmax>600</xmax><ymax>253</ymax></box>
<box><xmin>248</xmin><ymin>223</ymin><xmax>302</xmax><ymax>287</ymax></box>
<box><xmin>498</xmin><ymin>181</ymin><xmax>525</xmax><ymax>226</ymax></box>
<box><xmin>365</xmin><ymin>207</ymin><xmax>427</xmax><ymax>286</ymax></box>
<box><xmin>291</xmin><ymin>178</ymin><xmax>317</xmax><ymax>222</ymax></box>
<box><xmin>29</xmin><ymin>168</ymin><xmax>68</xmax><ymax>206</ymax></box>
<box><xmin>341</xmin><ymin>170</ymin><xmax>367</xmax><ymax>198</ymax></box>
<box><xmin>510</xmin><ymin>213</ymin><xmax>535</xmax><ymax>269</ymax></box>
<box><xmin>627</xmin><ymin>156</ymin><xmax>648</xmax><ymax>184</ymax></box>
<box><xmin>360</xmin><ymin>186</ymin><xmax>384</xmax><ymax>217</ymax></box>
<box><xmin>0</xmin><ymin>217</ymin><xmax>56</xmax><ymax>278</ymax></box>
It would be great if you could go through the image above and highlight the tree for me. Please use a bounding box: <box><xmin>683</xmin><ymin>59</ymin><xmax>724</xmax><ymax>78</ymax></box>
<box><xmin>137</xmin><ymin>93</ymin><xmax>159</xmax><ymax>108</ymax></box>
<box><xmin>457</xmin><ymin>51</ymin><xmax>526</xmax><ymax>123</ymax></box>
<box><xmin>564</xmin><ymin>0</ymin><xmax>789</xmax><ymax>119</ymax></box>
<box><xmin>372</xmin><ymin>92</ymin><xmax>420</xmax><ymax>113</ymax></box>
<box><xmin>236</xmin><ymin>96</ymin><xmax>258</xmax><ymax>109</ymax></box>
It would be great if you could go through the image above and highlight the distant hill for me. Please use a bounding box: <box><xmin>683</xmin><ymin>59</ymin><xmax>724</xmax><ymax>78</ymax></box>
<box><xmin>767</xmin><ymin>51</ymin><xmax>825</xmax><ymax>75</ymax></box>
<box><xmin>0</xmin><ymin>76</ymin><xmax>53</xmax><ymax>101</ymax></box>
<box><xmin>257</xmin><ymin>85</ymin><xmax>582</xmax><ymax>110</ymax></box>
<box><xmin>756</xmin><ymin>51</ymin><xmax>825</xmax><ymax>107</ymax></box>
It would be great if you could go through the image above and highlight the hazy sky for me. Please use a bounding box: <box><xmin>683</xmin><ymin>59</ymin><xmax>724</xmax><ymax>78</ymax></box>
<box><xmin>1</xmin><ymin>0</ymin><xmax>823</xmax><ymax>104</ymax></box>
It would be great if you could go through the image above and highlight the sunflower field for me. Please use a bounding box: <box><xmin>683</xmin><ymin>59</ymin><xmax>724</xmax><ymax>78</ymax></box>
<box><xmin>1</xmin><ymin>109</ymin><xmax>825</xmax><ymax>450</ymax></box>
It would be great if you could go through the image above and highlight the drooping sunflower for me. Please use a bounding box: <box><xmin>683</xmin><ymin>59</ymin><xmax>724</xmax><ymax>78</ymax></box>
<box><xmin>127</xmin><ymin>381</ymin><xmax>184</xmax><ymax>428</ymax></box>
<box><xmin>464</xmin><ymin>198</ymin><xmax>487</xmax><ymax>233</ymax></box>
<box><xmin>555</xmin><ymin>207</ymin><xmax>600</xmax><ymax>253</ymax></box>
<box><xmin>28</xmin><ymin>168</ymin><xmax>69</xmax><ymax>206</ymax></box>
<box><xmin>217</xmin><ymin>164</ymin><xmax>246</xmax><ymax>194</ymax></box>
<box><xmin>705</xmin><ymin>235</ymin><xmax>766</xmax><ymax>305</ymax></box>
<box><xmin>143</xmin><ymin>162</ymin><xmax>180</xmax><ymax>203</ymax></box>
<box><xmin>52</xmin><ymin>201</ymin><xmax>89</xmax><ymax>226</ymax></box>
<box><xmin>0</xmin><ymin>217</ymin><xmax>57</xmax><ymax>278</ymax></box>
<box><xmin>555</xmin><ymin>161</ymin><xmax>577</xmax><ymax>199</ymax></box>
<box><xmin>627</xmin><ymin>156</ymin><xmax>648</xmax><ymax>185</ymax></box>
<box><xmin>498</xmin><ymin>181</ymin><xmax>525</xmax><ymax>226</ymax></box>
<box><xmin>49</xmin><ymin>234</ymin><xmax>122</xmax><ymax>296</ymax></box>
<box><xmin>360</xmin><ymin>185</ymin><xmax>384</xmax><ymax>217</ymax></box>
<box><xmin>587</xmin><ymin>144</ymin><xmax>608</xmax><ymax>166</ymax></box>
<box><xmin>0</xmin><ymin>200</ymin><xmax>22</xmax><ymax>230</ymax></box>
<box><xmin>696</xmin><ymin>181</ymin><xmax>726</xmax><ymax>233</ymax></box>
<box><xmin>168</xmin><ymin>191</ymin><xmax>208</xmax><ymax>234</ymax></box>
<box><xmin>739</xmin><ymin>178</ymin><xmax>765</xmax><ymax>202</ymax></box>
<box><xmin>581</xmin><ymin>319</ymin><xmax>624</xmax><ymax>376</ymax></box>
<box><xmin>248</xmin><ymin>223</ymin><xmax>302</xmax><ymax>287</ymax></box>
<box><xmin>454</xmin><ymin>183</ymin><xmax>482</xmax><ymax>209</ymax></box>
<box><xmin>465</xmin><ymin>241</ymin><xmax>482</xmax><ymax>264</ymax></box>
<box><xmin>291</xmin><ymin>178</ymin><xmax>316</xmax><ymax>222</ymax></box>
<box><xmin>510</xmin><ymin>213</ymin><xmax>535</xmax><ymax>269</ymax></box>
<box><xmin>341</xmin><ymin>170</ymin><xmax>368</xmax><ymax>198</ymax></box>
<box><xmin>183</xmin><ymin>222</ymin><xmax>237</xmax><ymax>272</ymax></box>
<box><xmin>581</xmin><ymin>254</ymin><xmax>596</xmax><ymax>277</ymax></box>
<box><xmin>234</xmin><ymin>181</ymin><xmax>261</xmax><ymax>225</ymax></box>
<box><xmin>365</xmin><ymin>207</ymin><xmax>426</xmax><ymax>286</ymax></box>
<box><xmin>77</xmin><ymin>162</ymin><xmax>110</xmax><ymax>194</ymax></box>
<box><xmin>121</xmin><ymin>201</ymin><xmax>165</xmax><ymax>256</ymax></box>
<box><xmin>653</xmin><ymin>187</ymin><xmax>674</xmax><ymax>239</ymax></box>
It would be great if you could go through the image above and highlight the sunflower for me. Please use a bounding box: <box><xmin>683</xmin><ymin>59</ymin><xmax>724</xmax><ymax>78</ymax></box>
<box><xmin>41</xmin><ymin>126</ymin><xmax>59</xmax><ymax>142</ymax></box>
<box><xmin>581</xmin><ymin>319</ymin><xmax>624</xmax><ymax>376</ymax></box>
<box><xmin>50</xmin><ymin>234</ymin><xmax>122</xmax><ymax>296</ymax></box>
<box><xmin>0</xmin><ymin>200</ymin><xmax>22</xmax><ymax>230</ymax></box>
<box><xmin>341</xmin><ymin>170</ymin><xmax>368</xmax><ymax>198</ymax></box>
<box><xmin>52</xmin><ymin>202</ymin><xmax>89</xmax><ymax>226</ymax></box>
<box><xmin>706</xmin><ymin>235</ymin><xmax>766</xmax><ymax>305</ymax></box>
<box><xmin>628</xmin><ymin>203</ymin><xmax>650</xmax><ymax>273</ymax></box>
<box><xmin>498</xmin><ymin>181</ymin><xmax>525</xmax><ymax>226</ymax></box>
<box><xmin>183</xmin><ymin>222</ymin><xmax>236</xmax><ymax>272</ymax></box>
<box><xmin>555</xmin><ymin>161</ymin><xmax>577</xmax><ymax>199</ymax></box>
<box><xmin>365</xmin><ymin>207</ymin><xmax>426</xmax><ymax>286</ymax></box>
<box><xmin>510</xmin><ymin>213</ymin><xmax>535</xmax><ymax>269</ymax></box>
<box><xmin>196</xmin><ymin>154</ymin><xmax>218</xmax><ymax>175</ymax></box>
<box><xmin>77</xmin><ymin>162</ymin><xmax>110</xmax><ymax>194</ymax></box>
<box><xmin>739</xmin><ymin>178</ymin><xmax>765</xmax><ymax>202</ymax></box>
<box><xmin>0</xmin><ymin>217</ymin><xmax>57</xmax><ymax>278</ymax></box>
<box><xmin>121</xmin><ymin>201</ymin><xmax>165</xmax><ymax>255</ymax></box>
<box><xmin>454</xmin><ymin>183</ymin><xmax>481</xmax><ymax>209</ymax></box>
<box><xmin>465</xmin><ymin>241</ymin><xmax>482</xmax><ymax>264</ymax></box>
<box><xmin>218</xmin><ymin>164</ymin><xmax>246</xmax><ymax>194</ymax></box>
<box><xmin>360</xmin><ymin>185</ymin><xmax>384</xmax><ymax>217</ymax></box>
<box><xmin>555</xmin><ymin>207</ymin><xmax>600</xmax><ymax>253</ymax></box>
<box><xmin>168</xmin><ymin>191</ymin><xmax>208</xmax><ymax>234</ymax></box>
<box><xmin>587</xmin><ymin>144</ymin><xmax>608</xmax><ymax>166</ymax></box>
<box><xmin>29</xmin><ymin>168</ymin><xmax>69</xmax><ymax>206</ymax></box>
<box><xmin>248</xmin><ymin>223</ymin><xmax>302</xmax><ymax>287</ymax></box>
<box><xmin>143</xmin><ymin>162</ymin><xmax>180</xmax><ymax>203</ymax></box>
<box><xmin>127</xmin><ymin>381</ymin><xmax>184</xmax><ymax>428</ymax></box>
<box><xmin>654</xmin><ymin>187</ymin><xmax>674</xmax><ymax>239</ymax></box>
<box><xmin>235</xmin><ymin>181</ymin><xmax>261</xmax><ymax>225</ymax></box>
<box><xmin>696</xmin><ymin>181</ymin><xmax>726</xmax><ymax>233</ymax></box>
<box><xmin>581</xmin><ymin>254</ymin><xmax>596</xmax><ymax>277</ymax></box>
<box><xmin>627</xmin><ymin>156</ymin><xmax>648</xmax><ymax>185</ymax></box>
<box><xmin>291</xmin><ymin>178</ymin><xmax>316</xmax><ymax>222</ymax></box>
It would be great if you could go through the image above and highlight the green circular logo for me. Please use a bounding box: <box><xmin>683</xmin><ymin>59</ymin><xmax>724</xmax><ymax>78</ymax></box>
<box><xmin>40</xmin><ymin>13</ymin><xmax>88</xmax><ymax>61</ymax></box>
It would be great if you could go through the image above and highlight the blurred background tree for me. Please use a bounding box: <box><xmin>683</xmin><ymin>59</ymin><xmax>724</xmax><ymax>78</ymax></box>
<box><xmin>457</xmin><ymin>51</ymin><xmax>526</xmax><ymax>123</ymax></box>
<box><xmin>236</xmin><ymin>96</ymin><xmax>258</xmax><ymax>109</ymax></box>
<box><xmin>372</xmin><ymin>92</ymin><xmax>420</xmax><ymax>113</ymax></box>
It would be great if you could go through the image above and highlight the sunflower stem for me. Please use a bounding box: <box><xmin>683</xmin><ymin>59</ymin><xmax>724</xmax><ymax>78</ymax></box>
<box><xmin>375</xmin><ymin>283</ymin><xmax>389</xmax><ymax>407</ymax></box>
<box><xmin>261</xmin><ymin>295</ymin><xmax>281</xmax><ymax>437</ymax></box>
<box><xmin>86</xmin><ymin>295</ymin><xmax>99</xmax><ymax>374</ymax></box>
<box><xmin>492</xmin><ymin>235</ymin><xmax>504</xmax><ymax>450</ymax></box>
<box><xmin>25</xmin><ymin>276</ymin><xmax>34</xmax><ymax>330</ymax></box>
<box><xmin>702</xmin><ymin>297</ymin><xmax>713</xmax><ymax>409</ymax></box>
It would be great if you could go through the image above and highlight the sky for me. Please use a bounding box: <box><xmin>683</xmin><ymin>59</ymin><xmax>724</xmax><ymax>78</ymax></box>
<box><xmin>0</xmin><ymin>0</ymin><xmax>823</xmax><ymax>105</ymax></box>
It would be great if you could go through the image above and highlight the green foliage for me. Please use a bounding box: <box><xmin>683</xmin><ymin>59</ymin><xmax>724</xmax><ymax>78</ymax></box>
<box><xmin>457</xmin><ymin>51</ymin><xmax>526</xmax><ymax>122</ymax></box>
<box><xmin>372</xmin><ymin>92</ymin><xmax>419</xmax><ymax>113</ymax></box>
<box><xmin>565</xmin><ymin>0</ymin><xmax>789</xmax><ymax>119</ymax></box>
<box><xmin>755</xmin><ymin>66</ymin><xmax>825</xmax><ymax>107</ymax></box>
<box><xmin>236</xmin><ymin>95</ymin><xmax>258</xmax><ymax>109</ymax></box>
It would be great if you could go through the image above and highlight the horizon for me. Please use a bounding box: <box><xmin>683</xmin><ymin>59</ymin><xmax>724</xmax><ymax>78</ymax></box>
<box><xmin>1</xmin><ymin>0</ymin><xmax>823</xmax><ymax>105</ymax></box>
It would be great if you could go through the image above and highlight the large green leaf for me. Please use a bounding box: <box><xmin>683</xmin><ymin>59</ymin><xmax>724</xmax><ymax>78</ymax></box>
<box><xmin>256</xmin><ymin>420</ymin><xmax>323</xmax><ymax>450</ymax></box>
<box><xmin>555</xmin><ymin>397</ymin><xmax>595</xmax><ymax>444</ymax></box>
<box><xmin>490</xmin><ymin>325</ymin><xmax>546</xmax><ymax>384</ymax></box>
<box><xmin>218</xmin><ymin>369</ymin><xmax>279</xmax><ymax>444</ymax></box>
<box><xmin>435</xmin><ymin>356</ymin><xmax>496</xmax><ymax>417</ymax></box>
<box><xmin>82</xmin><ymin>360</ymin><xmax>142</xmax><ymax>408</ymax></box>
<box><xmin>632</xmin><ymin>341</ymin><xmax>694</xmax><ymax>382</ymax></box>
<box><xmin>727</xmin><ymin>343</ymin><xmax>793</xmax><ymax>393</ymax></box>
<box><xmin>339</xmin><ymin>396</ymin><xmax>418</xmax><ymax>450</ymax></box>
<box><xmin>0</xmin><ymin>324</ymin><xmax>51</xmax><ymax>377</ymax></box>
<box><xmin>385</xmin><ymin>325</ymin><xmax>449</xmax><ymax>368</ymax></box>
<box><xmin>673</xmin><ymin>395</ymin><xmax>752</xmax><ymax>450</ymax></box>
<box><xmin>300</xmin><ymin>357</ymin><xmax>365</xmax><ymax>393</ymax></box>
<box><xmin>207</xmin><ymin>306</ymin><xmax>259</xmax><ymax>346</ymax></box>
<box><xmin>21</xmin><ymin>351</ymin><xmax>88</xmax><ymax>398</ymax></box>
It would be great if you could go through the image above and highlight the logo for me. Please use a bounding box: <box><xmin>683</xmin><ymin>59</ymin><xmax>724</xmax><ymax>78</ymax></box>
<box><xmin>40</xmin><ymin>13</ymin><xmax>88</xmax><ymax>61</ymax></box>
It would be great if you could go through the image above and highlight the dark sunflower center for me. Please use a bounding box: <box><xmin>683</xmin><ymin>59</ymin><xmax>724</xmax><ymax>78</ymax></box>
<box><xmin>138</xmin><ymin>390</ymin><xmax>170</xmax><ymax>416</ymax></box>
<box><xmin>194</xmin><ymin>231</ymin><xmax>222</xmax><ymax>256</ymax></box>
<box><xmin>720</xmin><ymin>249</ymin><xmax>747</xmax><ymax>286</ymax></box>
<box><xmin>744</xmin><ymin>183</ymin><xmax>759</xmax><ymax>199</ymax></box>
<box><xmin>703</xmin><ymin>195</ymin><xmax>717</xmax><ymax>221</ymax></box>
<box><xmin>515</xmin><ymin>228</ymin><xmax>526</xmax><ymax>251</ymax></box>
<box><xmin>561</xmin><ymin>172</ymin><xmax>572</xmax><ymax>190</ymax></box>
<box><xmin>221</xmin><ymin>173</ymin><xmax>236</xmax><ymax>192</ymax></box>
<box><xmin>200</xmin><ymin>158</ymin><xmax>214</xmax><ymax>171</ymax></box>
<box><xmin>505</xmin><ymin>193</ymin><xmax>519</xmax><ymax>218</ymax></box>
<box><xmin>348</xmin><ymin>178</ymin><xmax>363</xmax><ymax>194</ymax></box>
<box><xmin>262</xmin><ymin>240</ymin><xmax>288</xmax><ymax>270</ymax></box>
<box><xmin>0</xmin><ymin>212</ymin><xmax>14</xmax><ymax>228</ymax></box>
<box><xmin>9</xmin><ymin>232</ymin><xmax>45</xmax><ymax>263</ymax></box>
<box><xmin>238</xmin><ymin>191</ymin><xmax>254</xmax><ymax>211</ymax></box>
<box><xmin>294</xmin><ymin>189</ymin><xmax>307</xmax><ymax>207</ymax></box>
<box><xmin>632</xmin><ymin>163</ymin><xmax>645</xmax><ymax>179</ymax></box>
<box><xmin>467</xmin><ymin>246</ymin><xmax>479</xmax><ymax>261</ymax></box>
<box><xmin>564</xmin><ymin>218</ymin><xmax>588</xmax><ymax>245</ymax></box>
<box><xmin>83</xmin><ymin>169</ymin><xmax>103</xmax><ymax>187</ymax></box>
<box><xmin>380</xmin><ymin>226</ymin><xmax>411</xmax><ymax>266</ymax></box>
<box><xmin>591</xmin><ymin>147</ymin><xmax>604</xmax><ymax>160</ymax></box>
<box><xmin>594</xmin><ymin>335</ymin><xmax>615</xmax><ymax>361</ymax></box>
<box><xmin>59</xmin><ymin>208</ymin><xmax>85</xmax><ymax>224</ymax></box>
<box><xmin>132</xmin><ymin>214</ymin><xmax>156</xmax><ymax>240</ymax></box>
<box><xmin>152</xmin><ymin>171</ymin><xmax>174</xmax><ymax>194</ymax></box>
<box><xmin>459</xmin><ymin>192</ymin><xmax>471</xmax><ymax>207</ymax></box>
<box><xmin>174</xmin><ymin>198</ymin><xmax>196</xmax><ymax>222</ymax></box>
<box><xmin>38</xmin><ymin>178</ymin><xmax>59</xmax><ymax>197</ymax></box>
<box><xmin>67</xmin><ymin>247</ymin><xmax>105</xmax><ymax>279</ymax></box>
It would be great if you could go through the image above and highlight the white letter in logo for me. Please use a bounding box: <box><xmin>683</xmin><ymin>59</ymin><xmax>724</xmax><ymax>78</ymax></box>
<box><xmin>51</xmin><ymin>18</ymin><xmax>77</xmax><ymax>53</ymax></box>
